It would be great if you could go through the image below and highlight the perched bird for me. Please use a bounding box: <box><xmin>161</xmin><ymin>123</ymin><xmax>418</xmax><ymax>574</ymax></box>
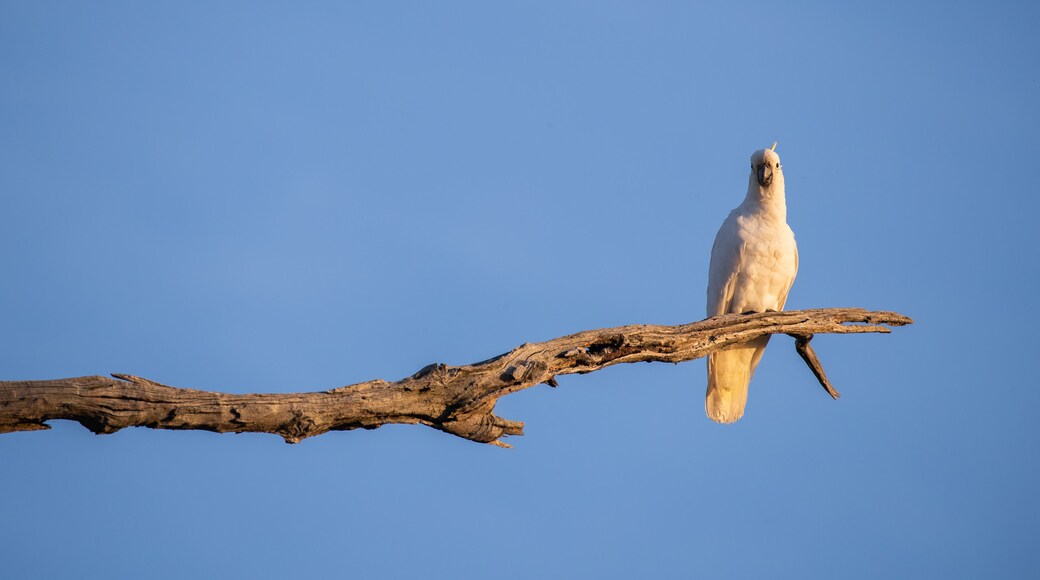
<box><xmin>705</xmin><ymin>143</ymin><xmax>798</xmax><ymax>423</ymax></box>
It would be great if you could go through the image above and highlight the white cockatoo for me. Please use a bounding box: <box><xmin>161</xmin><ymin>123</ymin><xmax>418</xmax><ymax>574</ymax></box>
<box><xmin>705</xmin><ymin>143</ymin><xmax>798</xmax><ymax>423</ymax></box>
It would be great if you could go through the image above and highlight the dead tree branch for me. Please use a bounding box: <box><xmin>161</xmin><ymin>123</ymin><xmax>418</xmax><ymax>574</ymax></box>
<box><xmin>0</xmin><ymin>308</ymin><xmax>911</xmax><ymax>446</ymax></box>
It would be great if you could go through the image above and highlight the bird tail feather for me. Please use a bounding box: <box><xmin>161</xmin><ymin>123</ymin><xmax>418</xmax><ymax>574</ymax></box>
<box><xmin>705</xmin><ymin>336</ymin><xmax>770</xmax><ymax>423</ymax></box>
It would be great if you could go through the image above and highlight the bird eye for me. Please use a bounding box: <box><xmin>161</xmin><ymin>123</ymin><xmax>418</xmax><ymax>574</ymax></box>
<box><xmin>775</xmin><ymin>163</ymin><xmax>780</xmax><ymax>168</ymax></box>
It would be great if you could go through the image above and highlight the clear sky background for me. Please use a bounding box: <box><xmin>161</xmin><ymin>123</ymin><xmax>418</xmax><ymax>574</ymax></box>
<box><xmin>2</xmin><ymin>2</ymin><xmax>1038</xmax><ymax>578</ymax></box>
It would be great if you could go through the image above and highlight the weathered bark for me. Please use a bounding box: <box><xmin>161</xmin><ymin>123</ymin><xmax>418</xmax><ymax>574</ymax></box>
<box><xmin>0</xmin><ymin>308</ymin><xmax>911</xmax><ymax>446</ymax></box>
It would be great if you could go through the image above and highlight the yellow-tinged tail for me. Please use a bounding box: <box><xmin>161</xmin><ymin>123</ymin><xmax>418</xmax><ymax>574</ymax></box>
<box><xmin>705</xmin><ymin>336</ymin><xmax>770</xmax><ymax>423</ymax></box>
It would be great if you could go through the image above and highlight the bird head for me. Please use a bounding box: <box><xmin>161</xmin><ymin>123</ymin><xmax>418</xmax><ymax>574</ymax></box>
<box><xmin>749</xmin><ymin>142</ymin><xmax>783</xmax><ymax>194</ymax></box>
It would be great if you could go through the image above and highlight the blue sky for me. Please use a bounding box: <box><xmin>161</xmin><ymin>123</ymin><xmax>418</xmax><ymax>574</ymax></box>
<box><xmin>2</xmin><ymin>1</ymin><xmax>1038</xmax><ymax>578</ymax></box>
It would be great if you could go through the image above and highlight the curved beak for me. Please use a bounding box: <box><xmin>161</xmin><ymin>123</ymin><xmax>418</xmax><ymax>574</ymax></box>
<box><xmin>756</xmin><ymin>163</ymin><xmax>773</xmax><ymax>187</ymax></box>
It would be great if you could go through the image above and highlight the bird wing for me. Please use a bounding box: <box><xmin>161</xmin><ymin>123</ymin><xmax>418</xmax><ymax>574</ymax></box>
<box><xmin>706</xmin><ymin>214</ymin><xmax>745</xmax><ymax>317</ymax></box>
<box><xmin>775</xmin><ymin>242</ymin><xmax>798</xmax><ymax>311</ymax></box>
<box><xmin>705</xmin><ymin>216</ymin><xmax>755</xmax><ymax>423</ymax></box>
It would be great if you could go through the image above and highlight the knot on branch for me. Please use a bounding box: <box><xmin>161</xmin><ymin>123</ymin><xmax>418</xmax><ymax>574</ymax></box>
<box><xmin>437</xmin><ymin>402</ymin><xmax>524</xmax><ymax>445</ymax></box>
<box><xmin>557</xmin><ymin>333</ymin><xmax>639</xmax><ymax>369</ymax></box>
<box><xmin>404</xmin><ymin>363</ymin><xmax>456</xmax><ymax>394</ymax></box>
<box><xmin>411</xmin><ymin>363</ymin><xmax>447</xmax><ymax>380</ymax></box>
<box><xmin>500</xmin><ymin>360</ymin><xmax>549</xmax><ymax>384</ymax></box>
<box><xmin>277</xmin><ymin>408</ymin><xmax>320</xmax><ymax>444</ymax></box>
